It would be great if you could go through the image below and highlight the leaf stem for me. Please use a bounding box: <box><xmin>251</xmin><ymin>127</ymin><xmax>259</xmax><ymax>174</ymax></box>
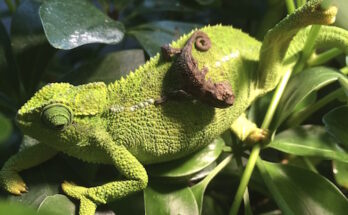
<box><xmin>307</xmin><ymin>48</ymin><xmax>343</xmax><ymax>67</ymax></box>
<box><xmin>229</xmin><ymin>144</ymin><xmax>261</xmax><ymax>215</ymax></box>
<box><xmin>4</xmin><ymin>0</ymin><xmax>15</xmax><ymax>13</ymax></box>
<box><xmin>285</xmin><ymin>0</ymin><xmax>296</xmax><ymax>14</ymax></box>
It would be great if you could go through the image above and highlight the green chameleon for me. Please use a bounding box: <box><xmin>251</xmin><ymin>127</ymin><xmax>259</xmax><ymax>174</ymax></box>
<box><xmin>1</xmin><ymin>1</ymin><xmax>347</xmax><ymax>214</ymax></box>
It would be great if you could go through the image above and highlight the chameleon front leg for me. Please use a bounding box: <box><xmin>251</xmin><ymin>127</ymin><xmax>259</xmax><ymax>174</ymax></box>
<box><xmin>62</xmin><ymin>128</ymin><xmax>148</xmax><ymax>215</ymax></box>
<box><xmin>231</xmin><ymin>114</ymin><xmax>268</xmax><ymax>144</ymax></box>
<box><xmin>0</xmin><ymin>143</ymin><xmax>58</xmax><ymax>195</ymax></box>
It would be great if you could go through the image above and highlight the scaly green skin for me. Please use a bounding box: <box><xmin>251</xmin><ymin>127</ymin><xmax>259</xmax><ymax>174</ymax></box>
<box><xmin>0</xmin><ymin>1</ymin><xmax>345</xmax><ymax>215</ymax></box>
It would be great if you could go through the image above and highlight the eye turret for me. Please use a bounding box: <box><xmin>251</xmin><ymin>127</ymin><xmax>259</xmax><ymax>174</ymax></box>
<box><xmin>41</xmin><ymin>104</ymin><xmax>73</xmax><ymax>130</ymax></box>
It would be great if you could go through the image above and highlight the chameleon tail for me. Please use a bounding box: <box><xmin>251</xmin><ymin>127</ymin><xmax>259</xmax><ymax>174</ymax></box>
<box><xmin>257</xmin><ymin>0</ymin><xmax>337</xmax><ymax>92</ymax></box>
<box><xmin>286</xmin><ymin>26</ymin><xmax>348</xmax><ymax>66</ymax></box>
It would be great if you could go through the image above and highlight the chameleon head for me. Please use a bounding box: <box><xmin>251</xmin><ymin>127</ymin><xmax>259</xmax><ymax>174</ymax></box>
<box><xmin>15</xmin><ymin>83</ymin><xmax>75</xmax><ymax>140</ymax></box>
<box><xmin>16</xmin><ymin>82</ymin><xmax>107</xmax><ymax>143</ymax></box>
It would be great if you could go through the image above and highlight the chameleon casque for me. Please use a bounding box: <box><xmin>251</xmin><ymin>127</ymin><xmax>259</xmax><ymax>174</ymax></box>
<box><xmin>1</xmin><ymin>1</ymin><xmax>347</xmax><ymax>214</ymax></box>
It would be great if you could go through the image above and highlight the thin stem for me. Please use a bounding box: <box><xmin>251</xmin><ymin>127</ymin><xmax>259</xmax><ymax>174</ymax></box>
<box><xmin>307</xmin><ymin>48</ymin><xmax>343</xmax><ymax>67</ymax></box>
<box><xmin>230</xmin><ymin>145</ymin><xmax>261</xmax><ymax>215</ymax></box>
<box><xmin>261</xmin><ymin>70</ymin><xmax>292</xmax><ymax>129</ymax></box>
<box><xmin>286</xmin><ymin>89</ymin><xmax>344</xmax><ymax>127</ymax></box>
<box><xmin>5</xmin><ymin>0</ymin><xmax>15</xmax><ymax>13</ymax></box>
<box><xmin>285</xmin><ymin>0</ymin><xmax>296</xmax><ymax>14</ymax></box>
<box><xmin>293</xmin><ymin>25</ymin><xmax>322</xmax><ymax>73</ymax></box>
<box><xmin>243</xmin><ymin>188</ymin><xmax>253</xmax><ymax>215</ymax></box>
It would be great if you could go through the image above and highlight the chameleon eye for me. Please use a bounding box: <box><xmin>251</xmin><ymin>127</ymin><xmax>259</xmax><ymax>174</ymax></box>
<box><xmin>41</xmin><ymin>104</ymin><xmax>73</xmax><ymax>130</ymax></box>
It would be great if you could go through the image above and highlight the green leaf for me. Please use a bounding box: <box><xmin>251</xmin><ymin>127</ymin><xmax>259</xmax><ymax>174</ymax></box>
<box><xmin>144</xmin><ymin>183</ymin><xmax>199</xmax><ymax>215</ymax></box>
<box><xmin>270</xmin><ymin>67</ymin><xmax>344</xmax><ymax>130</ymax></box>
<box><xmin>11</xmin><ymin>0</ymin><xmax>56</xmax><ymax>96</ymax></box>
<box><xmin>0</xmin><ymin>113</ymin><xmax>12</xmax><ymax>144</ymax></box>
<box><xmin>128</xmin><ymin>21</ymin><xmax>201</xmax><ymax>57</ymax></box>
<box><xmin>60</xmin><ymin>49</ymin><xmax>145</xmax><ymax>84</ymax></box>
<box><xmin>261</xmin><ymin>161</ymin><xmax>348</xmax><ymax>215</ymax></box>
<box><xmin>0</xmin><ymin>20</ymin><xmax>20</xmax><ymax>99</ymax></box>
<box><xmin>268</xmin><ymin>125</ymin><xmax>348</xmax><ymax>163</ymax></box>
<box><xmin>338</xmin><ymin>77</ymin><xmax>348</xmax><ymax>98</ymax></box>
<box><xmin>37</xmin><ymin>194</ymin><xmax>75</xmax><ymax>215</ymax></box>
<box><xmin>191</xmin><ymin>155</ymin><xmax>232</xmax><ymax>214</ymax></box>
<box><xmin>333</xmin><ymin>160</ymin><xmax>348</xmax><ymax>189</ymax></box>
<box><xmin>323</xmin><ymin>106</ymin><xmax>348</xmax><ymax>147</ymax></box>
<box><xmin>39</xmin><ymin>0</ymin><xmax>125</xmax><ymax>50</ymax></box>
<box><xmin>0</xmin><ymin>201</ymin><xmax>39</xmax><ymax>215</ymax></box>
<box><xmin>147</xmin><ymin>138</ymin><xmax>225</xmax><ymax>179</ymax></box>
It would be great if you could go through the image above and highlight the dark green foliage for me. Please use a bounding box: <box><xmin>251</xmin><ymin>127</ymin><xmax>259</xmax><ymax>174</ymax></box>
<box><xmin>1</xmin><ymin>0</ymin><xmax>348</xmax><ymax>214</ymax></box>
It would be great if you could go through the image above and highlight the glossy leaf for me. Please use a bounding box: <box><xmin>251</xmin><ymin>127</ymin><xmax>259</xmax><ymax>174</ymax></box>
<box><xmin>39</xmin><ymin>0</ymin><xmax>125</xmax><ymax>49</ymax></box>
<box><xmin>191</xmin><ymin>155</ymin><xmax>232</xmax><ymax>213</ymax></box>
<box><xmin>333</xmin><ymin>160</ymin><xmax>348</xmax><ymax>189</ymax></box>
<box><xmin>323</xmin><ymin>106</ymin><xmax>348</xmax><ymax>147</ymax></box>
<box><xmin>270</xmin><ymin>67</ymin><xmax>344</xmax><ymax>130</ymax></box>
<box><xmin>144</xmin><ymin>183</ymin><xmax>199</xmax><ymax>215</ymax></box>
<box><xmin>269</xmin><ymin>125</ymin><xmax>348</xmax><ymax>163</ymax></box>
<box><xmin>0</xmin><ymin>113</ymin><xmax>12</xmax><ymax>144</ymax></box>
<box><xmin>261</xmin><ymin>161</ymin><xmax>348</xmax><ymax>215</ymax></box>
<box><xmin>37</xmin><ymin>194</ymin><xmax>75</xmax><ymax>215</ymax></box>
<box><xmin>60</xmin><ymin>49</ymin><xmax>145</xmax><ymax>84</ymax></box>
<box><xmin>147</xmin><ymin>138</ymin><xmax>225</xmax><ymax>178</ymax></box>
<box><xmin>0</xmin><ymin>201</ymin><xmax>39</xmax><ymax>215</ymax></box>
<box><xmin>11</xmin><ymin>0</ymin><xmax>56</xmax><ymax>96</ymax></box>
<box><xmin>128</xmin><ymin>21</ymin><xmax>201</xmax><ymax>56</ymax></box>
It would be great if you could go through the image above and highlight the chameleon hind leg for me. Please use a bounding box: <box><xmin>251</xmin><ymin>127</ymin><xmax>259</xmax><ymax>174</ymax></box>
<box><xmin>62</xmin><ymin>128</ymin><xmax>148</xmax><ymax>215</ymax></box>
<box><xmin>231</xmin><ymin>114</ymin><xmax>269</xmax><ymax>145</ymax></box>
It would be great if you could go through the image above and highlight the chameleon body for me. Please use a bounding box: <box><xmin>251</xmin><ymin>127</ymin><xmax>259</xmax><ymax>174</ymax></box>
<box><xmin>1</xmin><ymin>1</ymin><xmax>347</xmax><ymax>215</ymax></box>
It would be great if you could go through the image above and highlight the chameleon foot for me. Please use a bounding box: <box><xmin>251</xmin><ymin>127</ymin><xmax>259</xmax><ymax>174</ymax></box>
<box><xmin>0</xmin><ymin>170</ymin><xmax>28</xmax><ymax>195</ymax></box>
<box><xmin>62</xmin><ymin>181</ymin><xmax>98</xmax><ymax>215</ymax></box>
<box><xmin>245</xmin><ymin>128</ymin><xmax>269</xmax><ymax>145</ymax></box>
<box><xmin>62</xmin><ymin>181</ymin><xmax>88</xmax><ymax>199</ymax></box>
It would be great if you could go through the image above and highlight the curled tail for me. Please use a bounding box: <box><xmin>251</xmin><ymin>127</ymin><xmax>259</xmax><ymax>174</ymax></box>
<box><xmin>257</xmin><ymin>0</ymin><xmax>337</xmax><ymax>92</ymax></box>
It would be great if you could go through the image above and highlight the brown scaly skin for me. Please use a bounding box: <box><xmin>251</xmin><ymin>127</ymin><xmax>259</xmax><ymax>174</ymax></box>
<box><xmin>161</xmin><ymin>31</ymin><xmax>235</xmax><ymax>108</ymax></box>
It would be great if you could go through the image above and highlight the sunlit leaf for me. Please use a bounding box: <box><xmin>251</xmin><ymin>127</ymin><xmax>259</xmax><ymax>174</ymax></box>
<box><xmin>260</xmin><ymin>161</ymin><xmax>348</xmax><ymax>215</ymax></box>
<box><xmin>147</xmin><ymin>138</ymin><xmax>225</xmax><ymax>179</ymax></box>
<box><xmin>269</xmin><ymin>125</ymin><xmax>348</xmax><ymax>162</ymax></box>
<box><xmin>144</xmin><ymin>183</ymin><xmax>199</xmax><ymax>215</ymax></box>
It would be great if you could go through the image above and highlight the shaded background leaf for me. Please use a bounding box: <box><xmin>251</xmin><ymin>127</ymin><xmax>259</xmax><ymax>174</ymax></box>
<box><xmin>128</xmin><ymin>21</ymin><xmax>202</xmax><ymax>56</ymax></box>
